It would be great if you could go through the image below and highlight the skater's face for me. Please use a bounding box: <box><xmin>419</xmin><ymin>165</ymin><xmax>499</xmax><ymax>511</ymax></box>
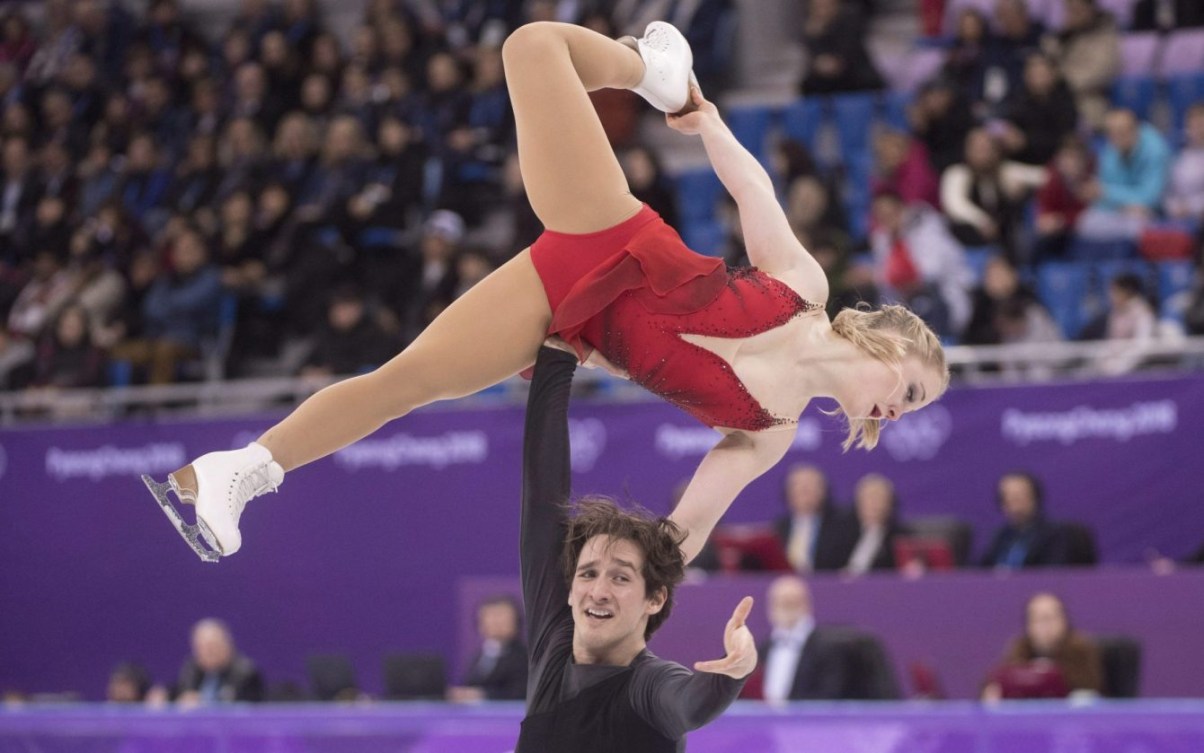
<box><xmin>855</xmin><ymin>355</ymin><xmax>943</xmax><ymax>422</ymax></box>
<box><xmin>569</xmin><ymin>535</ymin><xmax>665</xmax><ymax>664</ymax></box>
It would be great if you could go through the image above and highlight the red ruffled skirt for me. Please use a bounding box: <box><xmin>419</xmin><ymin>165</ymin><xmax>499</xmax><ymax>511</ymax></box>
<box><xmin>529</xmin><ymin>205</ymin><xmax>726</xmax><ymax>362</ymax></box>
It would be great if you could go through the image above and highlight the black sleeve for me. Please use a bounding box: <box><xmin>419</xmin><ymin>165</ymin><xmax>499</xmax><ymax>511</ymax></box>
<box><xmin>520</xmin><ymin>348</ymin><xmax>578</xmax><ymax>656</ymax></box>
<box><xmin>629</xmin><ymin>661</ymin><xmax>746</xmax><ymax>740</ymax></box>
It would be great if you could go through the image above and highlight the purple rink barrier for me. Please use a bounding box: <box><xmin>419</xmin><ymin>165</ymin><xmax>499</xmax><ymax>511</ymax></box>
<box><xmin>0</xmin><ymin>373</ymin><xmax>1202</xmax><ymax>699</ymax></box>
<box><xmin>460</xmin><ymin>569</ymin><xmax>1204</xmax><ymax>700</ymax></box>
<box><xmin>3</xmin><ymin>701</ymin><xmax>1204</xmax><ymax>753</ymax></box>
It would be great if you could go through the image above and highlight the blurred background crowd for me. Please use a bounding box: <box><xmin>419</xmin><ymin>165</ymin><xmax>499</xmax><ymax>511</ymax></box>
<box><xmin>0</xmin><ymin>0</ymin><xmax>1202</xmax><ymax>397</ymax></box>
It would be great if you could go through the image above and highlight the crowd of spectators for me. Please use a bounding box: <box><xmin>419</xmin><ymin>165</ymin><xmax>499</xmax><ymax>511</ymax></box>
<box><xmin>0</xmin><ymin>0</ymin><xmax>732</xmax><ymax>394</ymax></box>
<box><xmin>771</xmin><ymin>0</ymin><xmax>1204</xmax><ymax>355</ymax></box>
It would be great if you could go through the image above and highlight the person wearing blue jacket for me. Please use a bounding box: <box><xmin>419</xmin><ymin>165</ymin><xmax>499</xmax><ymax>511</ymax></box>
<box><xmin>1077</xmin><ymin>108</ymin><xmax>1170</xmax><ymax>242</ymax></box>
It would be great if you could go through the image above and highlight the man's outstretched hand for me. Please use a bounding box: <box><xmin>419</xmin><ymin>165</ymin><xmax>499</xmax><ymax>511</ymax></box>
<box><xmin>693</xmin><ymin>596</ymin><xmax>757</xmax><ymax>680</ymax></box>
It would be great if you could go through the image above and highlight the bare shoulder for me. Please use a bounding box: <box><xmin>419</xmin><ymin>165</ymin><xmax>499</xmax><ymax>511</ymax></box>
<box><xmin>764</xmin><ymin>266</ymin><xmax>829</xmax><ymax>311</ymax></box>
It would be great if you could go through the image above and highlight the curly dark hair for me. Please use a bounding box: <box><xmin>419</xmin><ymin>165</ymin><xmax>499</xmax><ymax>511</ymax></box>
<box><xmin>562</xmin><ymin>497</ymin><xmax>687</xmax><ymax>639</ymax></box>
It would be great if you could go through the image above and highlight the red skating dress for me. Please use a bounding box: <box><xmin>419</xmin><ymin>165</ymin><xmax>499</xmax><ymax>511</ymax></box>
<box><xmin>530</xmin><ymin>205</ymin><xmax>824</xmax><ymax>432</ymax></box>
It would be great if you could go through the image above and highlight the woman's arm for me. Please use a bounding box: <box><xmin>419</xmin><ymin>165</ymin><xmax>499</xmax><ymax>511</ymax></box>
<box><xmin>668</xmin><ymin>428</ymin><xmax>795</xmax><ymax>564</ymax></box>
<box><xmin>666</xmin><ymin>89</ymin><xmax>828</xmax><ymax>300</ymax></box>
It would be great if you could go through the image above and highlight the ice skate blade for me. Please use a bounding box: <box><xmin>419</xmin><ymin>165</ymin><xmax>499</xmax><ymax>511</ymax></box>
<box><xmin>141</xmin><ymin>474</ymin><xmax>221</xmax><ymax>563</ymax></box>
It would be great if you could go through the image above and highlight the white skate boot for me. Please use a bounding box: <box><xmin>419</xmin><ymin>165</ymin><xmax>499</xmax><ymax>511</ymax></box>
<box><xmin>625</xmin><ymin>21</ymin><xmax>698</xmax><ymax>114</ymax></box>
<box><xmin>142</xmin><ymin>442</ymin><xmax>283</xmax><ymax>562</ymax></box>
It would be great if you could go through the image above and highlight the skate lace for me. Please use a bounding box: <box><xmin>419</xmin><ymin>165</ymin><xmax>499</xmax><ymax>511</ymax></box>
<box><xmin>231</xmin><ymin>464</ymin><xmax>279</xmax><ymax>515</ymax></box>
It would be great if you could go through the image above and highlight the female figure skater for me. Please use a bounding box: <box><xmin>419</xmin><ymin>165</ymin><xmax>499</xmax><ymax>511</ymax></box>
<box><xmin>149</xmin><ymin>21</ymin><xmax>948</xmax><ymax>561</ymax></box>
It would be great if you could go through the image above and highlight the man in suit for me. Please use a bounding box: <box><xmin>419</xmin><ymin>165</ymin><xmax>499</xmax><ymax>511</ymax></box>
<box><xmin>980</xmin><ymin>472</ymin><xmax>1068</xmax><ymax>569</ymax></box>
<box><xmin>175</xmin><ymin>618</ymin><xmax>264</xmax><ymax>704</ymax></box>
<box><xmin>755</xmin><ymin>575</ymin><xmax>851</xmax><ymax>702</ymax></box>
<box><xmin>773</xmin><ymin>464</ymin><xmax>858</xmax><ymax>572</ymax></box>
<box><xmin>447</xmin><ymin>595</ymin><xmax>529</xmax><ymax>701</ymax></box>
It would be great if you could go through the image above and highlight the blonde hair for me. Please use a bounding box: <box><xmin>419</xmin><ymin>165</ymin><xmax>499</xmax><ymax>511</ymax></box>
<box><xmin>829</xmin><ymin>304</ymin><xmax>949</xmax><ymax>451</ymax></box>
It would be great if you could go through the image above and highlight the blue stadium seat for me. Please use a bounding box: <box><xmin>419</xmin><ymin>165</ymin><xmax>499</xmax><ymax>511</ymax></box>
<box><xmin>1037</xmin><ymin>261</ymin><xmax>1094</xmax><ymax>339</ymax></box>
<box><xmin>1067</xmin><ymin>237</ymin><xmax>1138</xmax><ymax>261</ymax></box>
<box><xmin>681</xmin><ymin>218</ymin><xmax>727</xmax><ymax>257</ymax></box>
<box><xmin>1157</xmin><ymin>259</ymin><xmax>1196</xmax><ymax>322</ymax></box>
<box><xmin>781</xmin><ymin>98</ymin><xmax>825</xmax><ymax>151</ymax></box>
<box><xmin>1110</xmin><ymin>75</ymin><xmax>1158</xmax><ymax>121</ymax></box>
<box><xmin>1167</xmin><ymin>73</ymin><xmax>1204</xmax><ymax>138</ymax></box>
<box><xmin>832</xmin><ymin>93</ymin><xmax>877</xmax><ymax>161</ymax></box>
<box><xmin>675</xmin><ymin>170</ymin><xmax>724</xmax><ymax>222</ymax></box>
<box><xmin>842</xmin><ymin>152</ymin><xmax>873</xmax><ymax>240</ymax></box>
<box><xmin>962</xmin><ymin>246</ymin><xmax>999</xmax><ymax>284</ymax></box>
<box><xmin>725</xmin><ymin>105</ymin><xmax>774</xmax><ymax>165</ymax></box>
<box><xmin>1095</xmin><ymin>259</ymin><xmax>1154</xmax><ymax>296</ymax></box>
<box><xmin>880</xmin><ymin>91</ymin><xmax>912</xmax><ymax>132</ymax></box>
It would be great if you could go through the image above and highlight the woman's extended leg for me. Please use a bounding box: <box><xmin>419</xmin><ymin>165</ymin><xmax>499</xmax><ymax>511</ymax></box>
<box><xmin>502</xmin><ymin>22</ymin><xmax>646</xmax><ymax>234</ymax></box>
<box><xmin>253</xmin><ymin>250</ymin><xmax>550</xmax><ymax>471</ymax></box>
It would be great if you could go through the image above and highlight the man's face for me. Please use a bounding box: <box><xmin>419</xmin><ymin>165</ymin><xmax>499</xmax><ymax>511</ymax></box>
<box><xmin>785</xmin><ymin>467</ymin><xmax>826</xmax><ymax>516</ymax></box>
<box><xmin>569</xmin><ymin>535</ymin><xmax>663</xmax><ymax>661</ymax></box>
<box><xmin>192</xmin><ymin>625</ymin><xmax>233</xmax><ymax>673</ymax></box>
<box><xmin>999</xmin><ymin>475</ymin><xmax>1038</xmax><ymax>527</ymax></box>
<box><xmin>478</xmin><ymin>602</ymin><xmax>518</xmax><ymax>642</ymax></box>
<box><xmin>767</xmin><ymin>577</ymin><xmax>811</xmax><ymax>631</ymax></box>
<box><xmin>1106</xmin><ymin>112</ymin><xmax>1139</xmax><ymax>153</ymax></box>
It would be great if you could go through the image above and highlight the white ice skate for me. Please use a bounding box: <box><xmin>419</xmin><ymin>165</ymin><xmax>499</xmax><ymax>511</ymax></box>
<box><xmin>142</xmin><ymin>442</ymin><xmax>283</xmax><ymax>562</ymax></box>
<box><xmin>626</xmin><ymin>21</ymin><xmax>698</xmax><ymax>114</ymax></box>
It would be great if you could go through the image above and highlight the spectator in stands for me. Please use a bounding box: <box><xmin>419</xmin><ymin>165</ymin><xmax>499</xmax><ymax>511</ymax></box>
<box><xmin>0</xmin><ymin>135</ymin><xmax>41</xmax><ymax>263</ymax></box>
<box><xmin>909</xmin><ymin>77</ymin><xmax>976</xmax><ymax>174</ymax></box>
<box><xmin>1077</xmin><ymin>109</ymin><xmax>1170</xmax><ymax>242</ymax></box>
<box><xmin>982</xmin><ymin>592</ymin><xmax>1102</xmax><ymax>700</ymax></box>
<box><xmin>300</xmin><ymin>285</ymin><xmax>397</xmax><ymax>377</ymax></box>
<box><xmin>869</xmin><ymin>190</ymin><xmax>974</xmax><ymax>338</ymax></box>
<box><xmin>844</xmin><ymin>473</ymin><xmax>905</xmax><ymax>575</ymax></box>
<box><xmin>407</xmin><ymin>209</ymin><xmax>464</xmax><ymax>335</ymax></box>
<box><xmin>176</xmin><ymin>618</ymin><xmax>264</xmax><ymax>705</ymax></box>
<box><xmin>810</xmin><ymin>229</ymin><xmax>879</xmax><ymax>319</ymax></box>
<box><xmin>0</xmin><ymin>11</ymin><xmax>37</xmax><ymax>73</ymax></box>
<box><xmin>30</xmin><ymin>302</ymin><xmax>105</xmax><ymax>389</ymax></box>
<box><xmin>1185</xmin><ymin>268</ymin><xmax>1204</xmax><ymax>336</ymax></box>
<box><xmin>439</xmin><ymin>47</ymin><xmax>511</xmax><ymax>225</ymax></box>
<box><xmin>991</xmin><ymin>0</ymin><xmax>1045</xmax><ymax>92</ymax></box>
<box><xmin>943</xmin><ymin>9</ymin><xmax>994</xmax><ymax>110</ymax></box>
<box><xmin>1042</xmin><ymin>0</ymin><xmax>1120</xmax><ymax>132</ymax></box>
<box><xmin>1133</xmin><ymin>0</ymin><xmax>1204</xmax><ymax>30</ymax></box>
<box><xmin>166</xmin><ymin>134</ymin><xmax>221</xmax><ymax>221</ymax></box>
<box><xmin>106</xmin><ymin>662</ymin><xmax>152</xmax><ymax>704</ymax></box>
<box><xmin>995</xmin><ymin>298</ymin><xmax>1066</xmax><ymax>380</ymax></box>
<box><xmin>267</xmin><ymin>112</ymin><xmax>319</xmax><ymax>199</ymax></box>
<box><xmin>772</xmin><ymin>464</ymin><xmax>857</xmax><ymax>573</ymax></box>
<box><xmin>447</xmin><ymin>595</ymin><xmax>529</xmax><ymax>702</ymax></box>
<box><xmin>754</xmin><ymin>575</ymin><xmax>851</xmax><ymax>702</ymax></box>
<box><xmin>1097</xmin><ymin>273</ymin><xmax>1157</xmax><ymax>375</ymax></box>
<box><xmin>980</xmin><ymin>472</ymin><xmax>1068</xmax><ymax>569</ymax></box>
<box><xmin>111</xmin><ymin>224</ymin><xmax>222</xmax><ymax>384</ymax></box>
<box><xmin>214</xmin><ymin>191</ymin><xmax>266</xmax><ymax>296</ymax></box>
<box><xmin>295</xmin><ymin>115</ymin><xmax>369</xmax><ymax>225</ymax></box>
<box><xmin>963</xmin><ymin>255</ymin><xmax>1041</xmax><ymax>345</ymax></box>
<box><xmin>871</xmin><ymin>129</ymin><xmax>939</xmax><ymax>210</ymax></box>
<box><xmin>118</xmin><ymin>132</ymin><xmax>171</xmax><ymax>231</ymax></box>
<box><xmin>1033</xmin><ymin>136</ymin><xmax>1096</xmax><ymax>260</ymax></box>
<box><xmin>1165</xmin><ymin>103</ymin><xmax>1204</xmax><ymax>223</ymax></box>
<box><xmin>998</xmin><ymin>53</ymin><xmax>1077</xmax><ymax>167</ymax></box>
<box><xmin>940</xmin><ymin>128</ymin><xmax>1046</xmax><ymax>264</ymax></box>
<box><xmin>621</xmin><ymin>145</ymin><xmax>680</xmax><ymax>232</ymax></box>
<box><xmin>798</xmin><ymin>0</ymin><xmax>884</xmax><ymax>95</ymax></box>
<box><xmin>0</xmin><ymin>249</ymin><xmax>73</xmax><ymax>389</ymax></box>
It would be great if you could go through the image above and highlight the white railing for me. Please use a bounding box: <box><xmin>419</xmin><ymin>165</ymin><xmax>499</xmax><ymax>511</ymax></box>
<box><xmin>3</xmin><ymin>337</ymin><xmax>1204</xmax><ymax>425</ymax></box>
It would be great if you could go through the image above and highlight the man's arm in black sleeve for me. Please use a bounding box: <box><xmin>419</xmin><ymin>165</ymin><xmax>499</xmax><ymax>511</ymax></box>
<box><xmin>520</xmin><ymin>347</ymin><xmax>578</xmax><ymax>651</ymax></box>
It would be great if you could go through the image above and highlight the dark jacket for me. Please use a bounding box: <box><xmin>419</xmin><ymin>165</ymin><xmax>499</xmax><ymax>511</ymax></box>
<box><xmin>176</xmin><ymin>654</ymin><xmax>264</xmax><ymax>702</ymax></box>
<box><xmin>773</xmin><ymin>506</ymin><xmax>859</xmax><ymax>572</ymax></box>
<box><xmin>462</xmin><ymin>638</ymin><xmax>529</xmax><ymax>701</ymax></box>
<box><xmin>980</xmin><ymin>518</ymin><xmax>1068</xmax><ymax>568</ymax></box>
<box><xmin>754</xmin><ymin>626</ymin><xmax>854</xmax><ymax>700</ymax></box>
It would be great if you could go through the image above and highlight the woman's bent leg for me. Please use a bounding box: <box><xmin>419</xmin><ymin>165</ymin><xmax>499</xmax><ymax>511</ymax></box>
<box><xmin>255</xmin><ymin>251</ymin><xmax>550</xmax><ymax>472</ymax></box>
<box><xmin>502</xmin><ymin>22</ymin><xmax>645</xmax><ymax>234</ymax></box>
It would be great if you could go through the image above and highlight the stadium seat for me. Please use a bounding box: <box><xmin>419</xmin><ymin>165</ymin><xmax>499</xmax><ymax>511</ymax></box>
<box><xmin>1167</xmin><ymin>73</ymin><xmax>1204</xmax><ymax>137</ymax></box>
<box><xmin>1118</xmin><ymin>32</ymin><xmax>1161</xmax><ymax>77</ymax></box>
<box><xmin>1059</xmin><ymin>521</ymin><xmax>1099</xmax><ymax>566</ymax></box>
<box><xmin>905</xmin><ymin>515</ymin><xmax>975</xmax><ymax>566</ymax></box>
<box><xmin>1067</xmin><ymin>237</ymin><xmax>1138</xmax><ymax>261</ymax></box>
<box><xmin>962</xmin><ymin>246</ymin><xmax>1000</xmax><ymax>284</ymax></box>
<box><xmin>1157</xmin><ymin>259</ymin><xmax>1196</xmax><ymax>322</ymax></box>
<box><xmin>681</xmin><ymin>218</ymin><xmax>727</xmax><ymax>257</ymax></box>
<box><xmin>1096</xmin><ymin>635</ymin><xmax>1143</xmax><ymax>698</ymax></box>
<box><xmin>725</xmin><ymin>104</ymin><xmax>775</xmax><ymax>165</ymax></box>
<box><xmin>1110</xmin><ymin>75</ymin><xmax>1158</xmax><ymax>121</ymax></box>
<box><xmin>306</xmin><ymin>654</ymin><xmax>358</xmax><ymax>702</ymax></box>
<box><xmin>832</xmin><ymin>93</ymin><xmax>877</xmax><ymax>161</ymax></box>
<box><xmin>383</xmin><ymin>653</ymin><xmax>447</xmax><ymax>700</ymax></box>
<box><xmin>674</xmin><ymin>170</ymin><xmax>724</xmax><ymax>222</ymax></box>
<box><xmin>880</xmin><ymin>90</ymin><xmax>913</xmax><ymax>132</ymax></box>
<box><xmin>1159</xmin><ymin>29</ymin><xmax>1204</xmax><ymax>78</ymax></box>
<box><xmin>1037</xmin><ymin>261</ymin><xmax>1094</xmax><ymax>338</ymax></box>
<box><xmin>780</xmin><ymin>98</ymin><xmax>825</xmax><ymax>151</ymax></box>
